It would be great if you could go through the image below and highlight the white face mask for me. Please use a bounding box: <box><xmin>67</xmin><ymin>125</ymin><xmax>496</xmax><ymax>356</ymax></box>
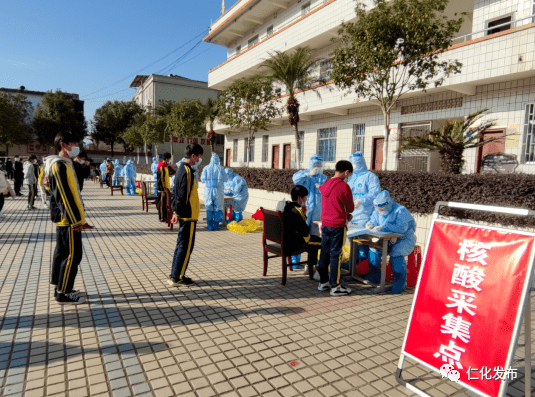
<box><xmin>67</xmin><ymin>146</ymin><xmax>80</xmax><ymax>158</ymax></box>
<box><xmin>196</xmin><ymin>157</ymin><xmax>203</xmax><ymax>166</ymax></box>
<box><xmin>33</xmin><ymin>160</ymin><xmax>38</xmax><ymax>164</ymax></box>
<box><xmin>15</xmin><ymin>158</ymin><xmax>20</xmax><ymax>162</ymax></box>
<box><xmin>79</xmin><ymin>160</ymin><xmax>86</xmax><ymax>165</ymax></box>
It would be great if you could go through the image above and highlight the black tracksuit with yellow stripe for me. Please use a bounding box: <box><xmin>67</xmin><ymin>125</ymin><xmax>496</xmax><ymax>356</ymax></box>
<box><xmin>282</xmin><ymin>201</ymin><xmax>321</xmax><ymax>266</ymax></box>
<box><xmin>49</xmin><ymin>160</ymin><xmax>85</xmax><ymax>294</ymax></box>
<box><xmin>169</xmin><ymin>162</ymin><xmax>200</xmax><ymax>281</ymax></box>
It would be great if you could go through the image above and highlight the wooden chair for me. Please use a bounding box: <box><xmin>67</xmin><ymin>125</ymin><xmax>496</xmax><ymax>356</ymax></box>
<box><xmin>261</xmin><ymin>207</ymin><xmax>314</xmax><ymax>285</ymax></box>
<box><xmin>141</xmin><ymin>182</ymin><xmax>158</xmax><ymax>212</ymax></box>
<box><xmin>165</xmin><ymin>188</ymin><xmax>174</xmax><ymax>231</ymax></box>
<box><xmin>110</xmin><ymin>177</ymin><xmax>124</xmax><ymax>196</ymax></box>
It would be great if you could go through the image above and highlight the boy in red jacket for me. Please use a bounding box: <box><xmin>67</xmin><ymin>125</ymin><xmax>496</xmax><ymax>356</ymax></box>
<box><xmin>318</xmin><ymin>160</ymin><xmax>354</xmax><ymax>296</ymax></box>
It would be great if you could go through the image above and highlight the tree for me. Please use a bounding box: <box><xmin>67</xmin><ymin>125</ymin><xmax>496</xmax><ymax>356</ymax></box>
<box><xmin>142</xmin><ymin>114</ymin><xmax>167</xmax><ymax>160</ymax></box>
<box><xmin>204</xmin><ymin>97</ymin><xmax>222</xmax><ymax>153</ymax></box>
<box><xmin>154</xmin><ymin>100</ymin><xmax>175</xmax><ymax>160</ymax></box>
<box><xmin>93</xmin><ymin>100</ymin><xmax>143</xmax><ymax>156</ymax></box>
<box><xmin>167</xmin><ymin>99</ymin><xmax>207</xmax><ymax>160</ymax></box>
<box><xmin>260</xmin><ymin>47</ymin><xmax>316</xmax><ymax>168</ymax></box>
<box><xmin>121</xmin><ymin>115</ymin><xmax>145</xmax><ymax>163</ymax></box>
<box><xmin>331</xmin><ymin>0</ymin><xmax>464</xmax><ymax>170</ymax></box>
<box><xmin>32</xmin><ymin>90</ymin><xmax>86</xmax><ymax>148</ymax></box>
<box><xmin>0</xmin><ymin>92</ymin><xmax>32</xmax><ymax>155</ymax></box>
<box><xmin>399</xmin><ymin>109</ymin><xmax>498</xmax><ymax>174</ymax></box>
<box><xmin>219</xmin><ymin>76</ymin><xmax>281</xmax><ymax>167</ymax></box>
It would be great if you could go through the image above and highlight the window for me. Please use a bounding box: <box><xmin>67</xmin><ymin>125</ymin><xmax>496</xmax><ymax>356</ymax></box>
<box><xmin>267</xmin><ymin>25</ymin><xmax>273</xmax><ymax>37</ymax></box>
<box><xmin>274</xmin><ymin>87</ymin><xmax>282</xmax><ymax>96</ymax></box>
<box><xmin>244</xmin><ymin>137</ymin><xmax>255</xmax><ymax>162</ymax></box>
<box><xmin>319</xmin><ymin>60</ymin><xmax>332</xmax><ymax>82</ymax></box>
<box><xmin>523</xmin><ymin>104</ymin><xmax>535</xmax><ymax>163</ymax></box>
<box><xmin>248</xmin><ymin>35</ymin><xmax>259</xmax><ymax>48</ymax></box>
<box><xmin>249</xmin><ymin>136</ymin><xmax>255</xmax><ymax>162</ymax></box>
<box><xmin>262</xmin><ymin>135</ymin><xmax>269</xmax><ymax>162</ymax></box>
<box><xmin>487</xmin><ymin>16</ymin><xmax>512</xmax><ymax>35</ymax></box>
<box><xmin>216</xmin><ymin>134</ymin><xmax>224</xmax><ymax>145</ymax></box>
<box><xmin>318</xmin><ymin>127</ymin><xmax>337</xmax><ymax>162</ymax></box>
<box><xmin>298</xmin><ymin>131</ymin><xmax>304</xmax><ymax>162</ymax></box>
<box><xmin>353</xmin><ymin>124</ymin><xmax>365</xmax><ymax>153</ymax></box>
<box><xmin>233</xmin><ymin>139</ymin><xmax>238</xmax><ymax>162</ymax></box>
<box><xmin>236</xmin><ymin>45</ymin><xmax>241</xmax><ymax>55</ymax></box>
<box><xmin>301</xmin><ymin>2</ymin><xmax>311</xmax><ymax>16</ymax></box>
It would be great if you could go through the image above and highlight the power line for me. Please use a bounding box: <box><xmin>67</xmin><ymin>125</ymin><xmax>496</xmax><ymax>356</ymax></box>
<box><xmin>171</xmin><ymin>46</ymin><xmax>214</xmax><ymax>70</ymax></box>
<box><xmin>81</xmin><ymin>29</ymin><xmax>208</xmax><ymax>98</ymax></box>
<box><xmin>157</xmin><ymin>39</ymin><xmax>203</xmax><ymax>75</ymax></box>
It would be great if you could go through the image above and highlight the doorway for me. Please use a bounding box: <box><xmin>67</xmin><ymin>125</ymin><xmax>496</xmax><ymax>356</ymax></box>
<box><xmin>226</xmin><ymin>149</ymin><xmax>231</xmax><ymax>167</ymax></box>
<box><xmin>283</xmin><ymin>144</ymin><xmax>291</xmax><ymax>169</ymax></box>
<box><xmin>476</xmin><ymin>129</ymin><xmax>506</xmax><ymax>173</ymax></box>
<box><xmin>272</xmin><ymin>145</ymin><xmax>280</xmax><ymax>169</ymax></box>
<box><xmin>372</xmin><ymin>137</ymin><xmax>384</xmax><ymax>170</ymax></box>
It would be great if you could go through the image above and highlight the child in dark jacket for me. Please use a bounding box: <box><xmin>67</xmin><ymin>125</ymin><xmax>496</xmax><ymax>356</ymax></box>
<box><xmin>283</xmin><ymin>185</ymin><xmax>322</xmax><ymax>278</ymax></box>
<box><xmin>318</xmin><ymin>160</ymin><xmax>354</xmax><ymax>296</ymax></box>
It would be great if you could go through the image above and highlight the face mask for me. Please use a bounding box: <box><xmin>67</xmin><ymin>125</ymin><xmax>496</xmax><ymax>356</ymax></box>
<box><xmin>67</xmin><ymin>146</ymin><xmax>80</xmax><ymax>158</ymax></box>
<box><xmin>15</xmin><ymin>158</ymin><xmax>20</xmax><ymax>162</ymax></box>
<box><xmin>80</xmin><ymin>160</ymin><xmax>86</xmax><ymax>165</ymax></box>
<box><xmin>196</xmin><ymin>157</ymin><xmax>203</xmax><ymax>166</ymax></box>
<box><xmin>33</xmin><ymin>160</ymin><xmax>38</xmax><ymax>164</ymax></box>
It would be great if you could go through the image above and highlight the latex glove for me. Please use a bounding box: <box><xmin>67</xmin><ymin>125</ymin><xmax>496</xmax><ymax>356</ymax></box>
<box><xmin>391</xmin><ymin>237</ymin><xmax>398</xmax><ymax>244</ymax></box>
<box><xmin>315</xmin><ymin>183</ymin><xmax>320</xmax><ymax>189</ymax></box>
<box><xmin>354</xmin><ymin>199</ymin><xmax>362</xmax><ymax>209</ymax></box>
<box><xmin>366</xmin><ymin>223</ymin><xmax>374</xmax><ymax>230</ymax></box>
<box><xmin>308</xmin><ymin>168</ymin><xmax>319</xmax><ymax>176</ymax></box>
<box><xmin>372</xmin><ymin>225</ymin><xmax>382</xmax><ymax>232</ymax></box>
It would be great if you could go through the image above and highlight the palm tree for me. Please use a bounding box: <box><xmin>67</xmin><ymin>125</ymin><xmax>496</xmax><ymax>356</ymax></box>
<box><xmin>260</xmin><ymin>47</ymin><xmax>316</xmax><ymax>169</ymax></box>
<box><xmin>399</xmin><ymin>109</ymin><xmax>498</xmax><ymax>174</ymax></box>
<box><xmin>204</xmin><ymin>97</ymin><xmax>221</xmax><ymax>154</ymax></box>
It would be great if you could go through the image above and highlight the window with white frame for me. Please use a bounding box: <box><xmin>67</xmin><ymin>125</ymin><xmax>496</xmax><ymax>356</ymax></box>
<box><xmin>233</xmin><ymin>139</ymin><xmax>238</xmax><ymax>162</ymax></box>
<box><xmin>262</xmin><ymin>135</ymin><xmax>269</xmax><ymax>162</ymax></box>
<box><xmin>248</xmin><ymin>35</ymin><xmax>259</xmax><ymax>48</ymax></box>
<box><xmin>267</xmin><ymin>25</ymin><xmax>273</xmax><ymax>37</ymax></box>
<box><xmin>318</xmin><ymin>128</ymin><xmax>337</xmax><ymax>162</ymax></box>
<box><xmin>353</xmin><ymin>124</ymin><xmax>365</xmax><ymax>153</ymax></box>
<box><xmin>301</xmin><ymin>2</ymin><xmax>311</xmax><ymax>16</ymax></box>
<box><xmin>236</xmin><ymin>45</ymin><xmax>241</xmax><ymax>55</ymax></box>
<box><xmin>299</xmin><ymin>131</ymin><xmax>304</xmax><ymax>162</ymax></box>
<box><xmin>523</xmin><ymin>103</ymin><xmax>535</xmax><ymax>163</ymax></box>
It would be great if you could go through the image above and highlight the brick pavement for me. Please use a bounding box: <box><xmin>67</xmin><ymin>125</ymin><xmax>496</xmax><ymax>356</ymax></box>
<box><xmin>0</xmin><ymin>183</ymin><xmax>533</xmax><ymax>397</ymax></box>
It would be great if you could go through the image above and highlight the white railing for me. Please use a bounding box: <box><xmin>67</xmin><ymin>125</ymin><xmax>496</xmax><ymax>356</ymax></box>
<box><xmin>452</xmin><ymin>15</ymin><xmax>535</xmax><ymax>44</ymax></box>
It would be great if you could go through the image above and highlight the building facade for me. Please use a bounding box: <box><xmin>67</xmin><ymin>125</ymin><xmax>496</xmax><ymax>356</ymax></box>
<box><xmin>204</xmin><ymin>0</ymin><xmax>535</xmax><ymax>173</ymax></box>
<box><xmin>0</xmin><ymin>86</ymin><xmax>84</xmax><ymax>159</ymax></box>
<box><xmin>128</xmin><ymin>74</ymin><xmax>224</xmax><ymax>162</ymax></box>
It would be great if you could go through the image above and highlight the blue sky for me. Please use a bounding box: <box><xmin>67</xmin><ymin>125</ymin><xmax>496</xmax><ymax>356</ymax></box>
<box><xmin>1</xmin><ymin>0</ymin><xmax>237</xmax><ymax>122</ymax></box>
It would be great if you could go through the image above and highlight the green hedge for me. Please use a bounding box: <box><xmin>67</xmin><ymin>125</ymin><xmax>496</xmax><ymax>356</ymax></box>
<box><xmin>230</xmin><ymin>168</ymin><xmax>535</xmax><ymax>228</ymax></box>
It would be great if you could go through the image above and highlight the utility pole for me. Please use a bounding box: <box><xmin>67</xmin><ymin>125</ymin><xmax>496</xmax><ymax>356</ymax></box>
<box><xmin>221</xmin><ymin>0</ymin><xmax>225</xmax><ymax>14</ymax></box>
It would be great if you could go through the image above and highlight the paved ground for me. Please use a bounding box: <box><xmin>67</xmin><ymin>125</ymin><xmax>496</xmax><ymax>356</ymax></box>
<box><xmin>0</xmin><ymin>182</ymin><xmax>533</xmax><ymax>397</ymax></box>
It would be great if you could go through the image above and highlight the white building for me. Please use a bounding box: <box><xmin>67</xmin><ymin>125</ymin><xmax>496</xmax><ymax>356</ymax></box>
<box><xmin>204</xmin><ymin>0</ymin><xmax>535</xmax><ymax>173</ymax></box>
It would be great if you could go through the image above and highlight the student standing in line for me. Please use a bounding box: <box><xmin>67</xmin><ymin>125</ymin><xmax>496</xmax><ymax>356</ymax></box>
<box><xmin>168</xmin><ymin>144</ymin><xmax>203</xmax><ymax>286</ymax></box>
<box><xmin>23</xmin><ymin>155</ymin><xmax>38</xmax><ymax>210</ymax></box>
<box><xmin>13</xmin><ymin>156</ymin><xmax>24</xmax><ymax>196</ymax></box>
<box><xmin>157</xmin><ymin>153</ymin><xmax>172</xmax><ymax>223</ymax></box>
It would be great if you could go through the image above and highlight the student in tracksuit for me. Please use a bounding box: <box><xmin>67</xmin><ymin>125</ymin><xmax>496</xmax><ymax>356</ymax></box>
<box><xmin>48</xmin><ymin>131</ymin><xmax>86</xmax><ymax>305</ymax></box>
<box><xmin>168</xmin><ymin>144</ymin><xmax>203</xmax><ymax>286</ymax></box>
<box><xmin>157</xmin><ymin>153</ymin><xmax>172</xmax><ymax>223</ymax></box>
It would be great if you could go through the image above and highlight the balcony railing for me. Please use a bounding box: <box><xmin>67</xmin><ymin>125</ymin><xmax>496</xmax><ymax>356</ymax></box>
<box><xmin>452</xmin><ymin>14</ymin><xmax>535</xmax><ymax>44</ymax></box>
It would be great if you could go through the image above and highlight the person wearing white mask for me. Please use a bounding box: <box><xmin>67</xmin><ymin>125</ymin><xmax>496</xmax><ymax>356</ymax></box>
<box><xmin>0</xmin><ymin>169</ymin><xmax>16</xmax><ymax>217</ymax></box>
<box><xmin>13</xmin><ymin>155</ymin><xmax>24</xmax><ymax>196</ymax></box>
<box><xmin>46</xmin><ymin>131</ymin><xmax>86</xmax><ymax>304</ymax></box>
<box><xmin>23</xmin><ymin>155</ymin><xmax>38</xmax><ymax>209</ymax></box>
<box><xmin>168</xmin><ymin>144</ymin><xmax>204</xmax><ymax>286</ymax></box>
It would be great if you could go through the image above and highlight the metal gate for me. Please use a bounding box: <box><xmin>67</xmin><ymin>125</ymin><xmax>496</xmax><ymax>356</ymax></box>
<box><xmin>398</xmin><ymin>122</ymin><xmax>432</xmax><ymax>172</ymax></box>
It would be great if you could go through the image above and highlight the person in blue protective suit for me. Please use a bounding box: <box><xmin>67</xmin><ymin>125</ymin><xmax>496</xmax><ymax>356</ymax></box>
<box><xmin>365</xmin><ymin>190</ymin><xmax>416</xmax><ymax>294</ymax></box>
<box><xmin>291</xmin><ymin>154</ymin><xmax>327</xmax><ymax>268</ymax></box>
<box><xmin>201</xmin><ymin>153</ymin><xmax>226</xmax><ymax>231</ymax></box>
<box><xmin>177</xmin><ymin>157</ymin><xmax>198</xmax><ymax>186</ymax></box>
<box><xmin>112</xmin><ymin>160</ymin><xmax>123</xmax><ymax>186</ymax></box>
<box><xmin>224</xmin><ymin>168</ymin><xmax>249</xmax><ymax>222</ymax></box>
<box><xmin>123</xmin><ymin>160</ymin><xmax>137</xmax><ymax>195</ymax></box>
<box><xmin>100</xmin><ymin>160</ymin><xmax>107</xmax><ymax>187</ymax></box>
<box><xmin>347</xmin><ymin>151</ymin><xmax>381</xmax><ymax>264</ymax></box>
<box><xmin>151</xmin><ymin>157</ymin><xmax>158</xmax><ymax>195</ymax></box>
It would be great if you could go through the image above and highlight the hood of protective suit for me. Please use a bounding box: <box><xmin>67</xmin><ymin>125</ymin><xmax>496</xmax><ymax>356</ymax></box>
<box><xmin>127</xmin><ymin>160</ymin><xmax>133</xmax><ymax>165</ymax></box>
<box><xmin>308</xmin><ymin>154</ymin><xmax>323</xmax><ymax>170</ymax></box>
<box><xmin>114</xmin><ymin>160</ymin><xmax>119</xmax><ymax>166</ymax></box>
<box><xmin>374</xmin><ymin>190</ymin><xmax>394</xmax><ymax>214</ymax></box>
<box><xmin>224</xmin><ymin>168</ymin><xmax>234</xmax><ymax>178</ymax></box>
<box><xmin>350</xmin><ymin>152</ymin><xmax>367</xmax><ymax>174</ymax></box>
<box><xmin>152</xmin><ymin>157</ymin><xmax>157</xmax><ymax>163</ymax></box>
<box><xmin>210</xmin><ymin>153</ymin><xmax>220</xmax><ymax>165</ymax></box>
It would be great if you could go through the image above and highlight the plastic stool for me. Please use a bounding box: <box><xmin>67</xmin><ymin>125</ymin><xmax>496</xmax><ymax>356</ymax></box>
<box><xmin>384</xmin><ymin>245</ymin><xmax>422</xmax><ymax>286</ymax></box>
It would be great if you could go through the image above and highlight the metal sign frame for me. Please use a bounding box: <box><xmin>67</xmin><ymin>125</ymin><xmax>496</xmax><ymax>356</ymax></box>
<box><xmin>395</xmin><ymin>201</ymin><xmax>535</xmax><ymax>397</ymax></box>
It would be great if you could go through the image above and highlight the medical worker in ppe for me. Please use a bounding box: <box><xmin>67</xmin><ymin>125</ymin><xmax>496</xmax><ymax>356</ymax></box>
<box><xmin>100</xmin><ymin>160</ymin><xmax>107</xmax><ymax>184</ymax></box>
<box><xmin>347</xmin><ymin>151</ymin><xmax>381</xmax><ymax>263</ymax></box>
<box><xmin>123</xmin><ymin>160</ymin><xmax>137</xmax><ymax>195</ymax></box>
<box><xmin>201</xmin><ymin>153</ymin><xmax>226</xmax><ymax>231</ymax></box>
<box><xmin>151</xmin><ymin>157</ymin><xmax>158</xmax><ymax>195</ymax></box>
<box><xmin>291</xmin><ymin>154</ymin><xmax>327</xmax><ymax>267</ymax></box>
<box><xmin>177</xmin><ymin>157</ymin><xmax>198</xmax><ymax>185</ymax></box>
<box><xmin>365</xmin><ymin>190</ymin><xmax>416</xmax><ymax>294</ymax></box>
<box><xmin>112</xmin><ymin>160</ymin><xmax>123</xmax><ymax>186</ymax></box>
<box><xmin>224</xmin><ymin>168</ymin><xmax>249</xmax><ymax>222</ymax></box>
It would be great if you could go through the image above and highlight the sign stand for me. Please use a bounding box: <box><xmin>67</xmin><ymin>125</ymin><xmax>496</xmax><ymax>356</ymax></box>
<box><xmin>396</xmin><ymin>201</ymin><xmax>535</xmax><ymax>397</ymax></box>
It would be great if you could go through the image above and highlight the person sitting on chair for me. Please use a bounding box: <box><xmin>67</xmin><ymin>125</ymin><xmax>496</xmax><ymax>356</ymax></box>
<box><xmin>282</xmin><ymin>185</ymin><xmax>321</xmax><ymax>277</ymax></box>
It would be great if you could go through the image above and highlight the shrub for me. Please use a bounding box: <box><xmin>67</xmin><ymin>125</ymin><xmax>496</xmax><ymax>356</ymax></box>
<box><xmin>230</xmin><ymin>168</ymin><xmax>535</xmax><ymax>228</ymax></box>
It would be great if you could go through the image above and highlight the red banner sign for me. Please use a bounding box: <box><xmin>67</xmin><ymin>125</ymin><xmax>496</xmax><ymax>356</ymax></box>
<box><xmin>403</xmin><ymin>221</ymin><xmax>535</xmax><ymax>397</ymax></box>
<box><xmin>27</xmin><ymin>140</ymin><xmax>50</xmax><ymax>154</ymax></box>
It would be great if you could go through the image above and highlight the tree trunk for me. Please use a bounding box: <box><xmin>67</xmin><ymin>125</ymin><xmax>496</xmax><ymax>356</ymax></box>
<box><xmin>144</xmin><ymin>141</ymin><xmax>149</xmax><ymax>164</ymax></box>
<box><xmin>137</xmin><ymin>147</ymin><xmax>140</xmax><ymax>164</ymax></box>
<box><xmin>247</xmin><ymin>129</ymin><xmax>253</xmax><ymax>167</ymax></box>
<box><xmin>287</xmin><ymin>95</ymin><xmax>301</xmax><ymax>169</ymax></box>
<box><xmin>154</xmin><ymin>143</ymin><xmax>158</xmax><ymax>158</ymax></box>
<box><xmin>169</xmin><ymin>134</ymin><xmax>174</xmax><ymax>163</ymax></box>
<box><xmin>5</xmin><ymin>144</ymin><xmax>8</xmax><ymax>157</ymax></box>
<box><xmin>383</xmin><ymin>112</ymin><xmax>390</xmax><ymax>171</ymax></box>
<box><xmin>111</xmin><ymin>141</ymin><xmax>115</xmax><ymax>157</ymax></box>
<box><xmin>293</xmin><ymin>123</ymin><xmax>300</xmax><ymax>169</ymax></box>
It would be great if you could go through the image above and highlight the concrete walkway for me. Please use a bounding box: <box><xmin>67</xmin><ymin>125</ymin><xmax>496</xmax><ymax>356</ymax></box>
<box><xmin>0</xmin><ymin>183</ymin><xmax>533</xmax><ymax>397</ymax></box>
